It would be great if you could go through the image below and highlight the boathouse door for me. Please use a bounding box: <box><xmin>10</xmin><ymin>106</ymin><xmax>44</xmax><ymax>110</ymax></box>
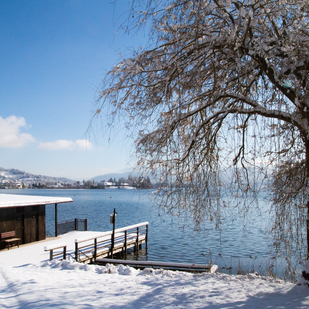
<box><xmin>16</xmin><ymin>208</ymin><xmax>25</xmax><ymax>244</ymax></box>
<box><xmin>30</xmin><ymin>209</ymin><xmax>39</xmax><ymax>242</ymax></box>
<box><xmin>15</xmin><ymin>206</ymin><xmax>40</xmax><ymax>244</ymax></box>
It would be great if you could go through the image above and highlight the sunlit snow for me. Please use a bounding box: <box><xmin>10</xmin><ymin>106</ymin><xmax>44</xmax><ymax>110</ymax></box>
<box><xmin>0</xmin><ymin>231</ymin><xmax>309</xmax><ymax>308</ymax></box>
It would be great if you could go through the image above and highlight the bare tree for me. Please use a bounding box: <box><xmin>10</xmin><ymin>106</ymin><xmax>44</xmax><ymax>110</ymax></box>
<box><xmin>94</xmin><ymin>0</ymin><xmax>309</xmax><ymax>263</ymax></box>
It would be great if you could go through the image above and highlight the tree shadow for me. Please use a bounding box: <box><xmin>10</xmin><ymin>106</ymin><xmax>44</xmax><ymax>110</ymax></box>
<box><xmin>107</xmin><ymin>275</ymin><xmax>309</xmax><ymax>309</ymax></box>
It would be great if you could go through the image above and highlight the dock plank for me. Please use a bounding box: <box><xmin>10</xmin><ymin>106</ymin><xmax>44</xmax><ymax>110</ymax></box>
<box><xmin>96</xmin><ymin>258</ymin><xmax>217</xmax><ymax>273</ymax></box>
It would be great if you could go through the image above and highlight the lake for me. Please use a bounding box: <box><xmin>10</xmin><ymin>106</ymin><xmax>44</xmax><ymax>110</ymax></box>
<box><xmin>0</xmin><ymin>188</ymin><xmax>303</xmax><ymax>280</ymax></box>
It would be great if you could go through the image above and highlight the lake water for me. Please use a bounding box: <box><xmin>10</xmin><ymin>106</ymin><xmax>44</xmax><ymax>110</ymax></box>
<box><xmin>1</xmin><ymin>188</ymin><xmax>303</xmax><ymax>280</ymax></box>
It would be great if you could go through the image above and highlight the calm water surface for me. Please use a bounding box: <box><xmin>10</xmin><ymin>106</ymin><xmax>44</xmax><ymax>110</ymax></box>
<box><xmin>1</xmin><ymin>189</ymin><xmax>302</xmax><ymax>279</ymax></box>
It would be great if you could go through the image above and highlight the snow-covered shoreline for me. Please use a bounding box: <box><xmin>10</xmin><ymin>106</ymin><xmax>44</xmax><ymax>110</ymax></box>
<box><xmin>0</xmin><ymin>231</ymin><xmax>308</xmax><ymax>308</ymax></box>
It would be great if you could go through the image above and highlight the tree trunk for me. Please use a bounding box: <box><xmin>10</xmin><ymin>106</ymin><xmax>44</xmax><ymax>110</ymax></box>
<box><xmin>305</xmin><ymin>139</ymin><xmax>309</xmax><ymax>260</ymax></box>
<box><xmin>307</xmin><ymin>200</ymin><xmax>309</xmax><ymax>260</ymax></box>
<box><xmin>305</xmin><ymin>140</ymin><xmax>309</xmax><ymax>260</ymax></box>
<box><xmin>301</xmin><ymin>140</ymin><xmax>309</xmax><ymax>282</ymax></box>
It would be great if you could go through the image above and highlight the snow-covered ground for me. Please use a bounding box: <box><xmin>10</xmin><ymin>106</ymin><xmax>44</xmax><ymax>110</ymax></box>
<box><xmin>0</xmin><ymin>231</ymin><xmax>309</xmax><ymax>308</ymax></box>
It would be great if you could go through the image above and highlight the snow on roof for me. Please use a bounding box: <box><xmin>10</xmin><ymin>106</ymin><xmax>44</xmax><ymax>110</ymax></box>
<box><xmin>0</xmin><ymin>193</ymin><xmax>73</xmax><ymax>208</ymax></box>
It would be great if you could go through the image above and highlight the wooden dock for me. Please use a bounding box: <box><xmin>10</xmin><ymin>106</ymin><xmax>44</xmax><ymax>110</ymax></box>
<box><xmin>74</xmin><ymin>222</ymin><xmax>148</xmax><ymax>263</ymax></box>
<box><xmin>44</xmin><ymin>221</ymin><xmax>217</xmax><ymax>273</ymax></box>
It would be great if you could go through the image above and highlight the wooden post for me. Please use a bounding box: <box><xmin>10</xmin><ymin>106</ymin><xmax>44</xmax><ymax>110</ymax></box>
<box><xmin>50</xmin><ymin>249</ymin><xmax>53</xmax><ymax>261</ymax></box>
<box><xmin>139</xmin><ymin>230</ymin><xmax>142</xmax><ymax>249</ymax></box>
<box><xmin>135</xmin><ymin>227</ymin><xmax>139</xmax><ymax>252</ymax></box>
<box><xmin>63</xmin><ymin>246</ymin><xmax>67</xmax><ymax>260</ymax></box>
<box><xmin>111</xmin><ymin>208</ymin><xmax>116</xmax><ymax>258</ymax></box>
<box><xmin>145</xmin><ymin>224</ymin><xmax>148</xmax><ymax>251</ymax></box>
<box><xmin>94</xmin><ymin>238</ymin><xmax>97</xmax><ymax>261</ymax></box>
<box><xmin>85</xmin><ymin>219</ymin><xmax>88</xmax><ymax>231</ymax></box>
<box><xmin>55</xmin><ymin>204</ymin><xmax>58</xmax><ymax>237</ymax></box>
<box><xmin>75</xmin><ymin>218</ymin><xmax>78</xmax><ymax>231</ymax></box>
<box><xmin>75</xmin><ymin>241</ymin><xmax>78</xmax><ymax>262</ymax></box>
<box><xmin>124</xmin><ymin>230</ymin><xmax>127</xmax><ymax>258</ymax></box>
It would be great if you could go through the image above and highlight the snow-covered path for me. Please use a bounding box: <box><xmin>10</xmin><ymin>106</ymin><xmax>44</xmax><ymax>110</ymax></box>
<box><xmin>0</xmin><ymin>231</ymin><xmax>308</xmax><ymax>308</ymax></box>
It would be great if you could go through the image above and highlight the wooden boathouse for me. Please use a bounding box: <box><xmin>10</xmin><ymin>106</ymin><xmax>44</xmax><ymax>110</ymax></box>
<box><xmin>0</xmin><ymin>194</ymin><xmax>73</xmax><ymax>247</ymax></box>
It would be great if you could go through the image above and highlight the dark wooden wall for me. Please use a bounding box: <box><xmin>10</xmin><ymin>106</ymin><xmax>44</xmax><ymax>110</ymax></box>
<box><xmin>0</xmin><ymin>205</ymin><xmax>46</xmax><ymax>245</ymax></box>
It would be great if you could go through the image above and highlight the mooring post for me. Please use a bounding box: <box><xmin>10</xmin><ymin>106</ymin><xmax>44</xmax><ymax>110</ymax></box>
<box><xmin>85</xmin><ymin>218</ymin><xmax>88</xmax><ymax>231</ymax></box>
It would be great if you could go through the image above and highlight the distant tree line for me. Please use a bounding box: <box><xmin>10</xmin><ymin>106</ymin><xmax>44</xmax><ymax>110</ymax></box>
<box><xmin>82</xmin><ymin>175</ymin><xmax>153</xmax><ymax>189</ymax></box>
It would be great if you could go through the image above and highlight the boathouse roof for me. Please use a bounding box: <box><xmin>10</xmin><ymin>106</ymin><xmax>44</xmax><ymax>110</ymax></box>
<box><xmin>0</xmin><ymin>194</ymin><xmax>73</xmax><ymax>208</ymax></box>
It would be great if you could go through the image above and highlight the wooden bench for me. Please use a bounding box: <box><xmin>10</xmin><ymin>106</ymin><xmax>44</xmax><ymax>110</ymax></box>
<box><xmin>0</xmin><ymin>231</ymin><xmax>21</xmax><ymax>250</ymax></box>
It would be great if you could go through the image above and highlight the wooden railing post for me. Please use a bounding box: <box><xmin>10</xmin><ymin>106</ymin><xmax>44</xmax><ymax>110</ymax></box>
<box><xmin>75</xmin><ymin>218</ymin><xmax>78</xmax><ymax>230</ymax></box>
<box><xmin>55</xmin><ymin>204</ymin><xmax>58</xmax><ymax>237</ymax></box>
<box><xmin>135</xmin><ymin>227</ymin><xmax>139</xmax><ymax>252</ymax></box>
<box><xmin>94</xmin><ymin>238</ymin><xmax>97</xmax><ymax>260</ymax></box>
<box><xmin>63</xmin><ymin>246</ymin><xmax>67</xmax><ymax>260</ymax></box>
<box><xmin>146</xmin><ymin>224</ymin><xmax>148</xmax><ymax>251</ymax></box>
<box><xmin>124</xmin><ymin>230</ymin><xmax>127</xmax><ymax>257</ymax></box>
<box><xmin>85</xmin><ymin>219</ymin><xmax>88</xmax><ymax>231</ymax></box>
<box><xmin>50</xmin><ymin>249</ymin><xmax>53</xmax><ymax>261</ymax></box>
<box><xmin>111</xmin><ymin>208</ymin><xmax>116</xmax><ymax>258</ymax></box>
<box><xmin>75</xmin><ymin>241</ymin><xmax>78</xmax><ymax>262</ymax></box>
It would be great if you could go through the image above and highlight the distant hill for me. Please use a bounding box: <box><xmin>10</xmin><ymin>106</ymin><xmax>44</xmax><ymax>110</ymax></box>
<box><xmin>90</xmin><ymin>171</ymin><xmax>137</xmax><ymax>183</ymax></box>
<box><xmin>0</xmin><ymin>167</ymin><xmax>76</xmax><ymax>184</ymax></box>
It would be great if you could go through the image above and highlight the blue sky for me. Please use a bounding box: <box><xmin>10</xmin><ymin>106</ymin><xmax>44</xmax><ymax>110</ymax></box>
<box><xmin>0</xmin><ymin>0</ymin><xmax>147</xmax><ymax>180</ymax></box>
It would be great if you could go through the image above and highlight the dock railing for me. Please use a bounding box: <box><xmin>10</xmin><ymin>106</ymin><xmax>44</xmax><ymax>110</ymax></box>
<box><xmin>57</xmin><ymin>218</ymin><xmax>87</xmax><ymax>235</ymax></box>
<box><xmin>44</xmin><ymin>243</ymin><xmax>67</xmax><ymax>261</ymax></box>
<box><xmin>74</xmin><ymin>222</ymin><xmax>149</xmax><ymax>262</ymax></box>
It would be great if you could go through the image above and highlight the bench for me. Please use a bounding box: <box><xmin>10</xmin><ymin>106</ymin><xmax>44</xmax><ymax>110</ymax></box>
<box><xmin>0</xmin><ymin>231</ymin><xmax>21</xmax><ymax>250</ymax></box>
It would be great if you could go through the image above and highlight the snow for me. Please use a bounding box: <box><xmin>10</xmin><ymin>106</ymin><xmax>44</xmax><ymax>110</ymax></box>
<box><xmin>0</xmin><ymin>231</ymin><xmax>309</xmax><ymax>308</ymax></box>
<box><xmin>0</xmin><ymin>194</ymin><xmax>73</xmax><ymax>208</ymax></box>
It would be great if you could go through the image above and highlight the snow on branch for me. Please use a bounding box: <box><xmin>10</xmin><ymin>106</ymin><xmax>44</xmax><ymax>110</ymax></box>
<box><xmin>92</xmin><ymin>0</ymin><xmax>309</xmax><ymax>231</ymax></box>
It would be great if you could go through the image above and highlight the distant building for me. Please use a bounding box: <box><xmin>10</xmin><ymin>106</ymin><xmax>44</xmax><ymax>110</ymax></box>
<box><xmin>103</xmin><ymin>182</ymin><xmax>115</xmax><ymax>186</ymax></box>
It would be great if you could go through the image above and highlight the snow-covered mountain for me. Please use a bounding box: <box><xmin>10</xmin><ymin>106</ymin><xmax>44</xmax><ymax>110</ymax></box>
<box><xmin>0</xmin><ymin>167</ymin><xmax>76</xmax><ymax>188</ymax></box>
